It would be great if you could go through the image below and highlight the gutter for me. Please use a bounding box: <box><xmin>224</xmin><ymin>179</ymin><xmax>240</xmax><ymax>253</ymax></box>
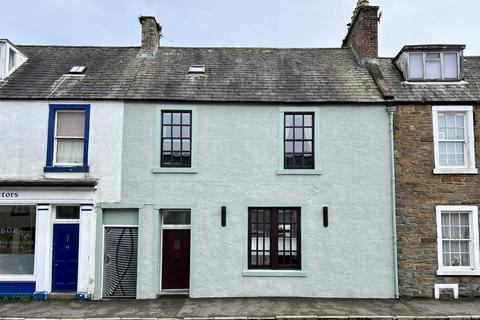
<box><xmin>386</xmin><ymin>105</ymin><xmax>399</xmax><ymax>299</ymax></box>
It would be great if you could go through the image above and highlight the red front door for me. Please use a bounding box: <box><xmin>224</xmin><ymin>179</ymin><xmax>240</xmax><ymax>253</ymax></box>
<box><xmin>162</xmin><ymin>229</ymin><xmax>190</xmax><ymax>290</ymax></box>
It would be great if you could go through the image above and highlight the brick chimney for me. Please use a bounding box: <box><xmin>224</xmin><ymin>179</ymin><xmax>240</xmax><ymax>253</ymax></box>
<box><xmin>139</xmin><ymin>16</ymin><xmax>162</xmax><ymax>54</ymax></box>
<box><xmin>342</xmin><ymin>0</ymin><xmax>379</xmax><ymax>64</ymax></box>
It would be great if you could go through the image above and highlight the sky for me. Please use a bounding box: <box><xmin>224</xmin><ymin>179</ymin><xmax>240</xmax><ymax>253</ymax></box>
<box><xmin>1</xmin><ymin>0</ymin><xmax>479</xmax><ymax>57</ymax></box>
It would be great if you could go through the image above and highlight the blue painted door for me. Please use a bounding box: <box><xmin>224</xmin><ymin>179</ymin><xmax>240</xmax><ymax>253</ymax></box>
<box><xmin>52</xmin><ymin>224</ymin><xmax>79</xmax><ymax>292</ymax></box>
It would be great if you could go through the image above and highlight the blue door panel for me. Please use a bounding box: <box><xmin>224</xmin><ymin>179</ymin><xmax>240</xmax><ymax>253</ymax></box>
<box><xmin>52</xmin><ymin>224</ymin><xmax>79</xmax><ymax>292</ymax></box>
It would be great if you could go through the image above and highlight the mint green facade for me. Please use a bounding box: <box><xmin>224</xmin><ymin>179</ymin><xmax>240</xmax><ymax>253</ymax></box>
<box><xmin>100</xmin><ymin>102</ymin><xmax>395</xmax><ymax>299</ymax></box>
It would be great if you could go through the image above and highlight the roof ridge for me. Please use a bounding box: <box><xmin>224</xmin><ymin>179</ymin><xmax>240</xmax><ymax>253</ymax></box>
<box><xmin>16</xmin><ymin>44</ymin><xmax>351</xmax><ymax>50</ymax></box>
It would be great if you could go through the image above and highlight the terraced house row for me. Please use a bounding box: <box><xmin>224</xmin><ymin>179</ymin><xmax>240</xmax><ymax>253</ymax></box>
<box><xmin>0</xmin><ymin>0</ymin><xmax>479</xmax><ymax>300</ymax></box>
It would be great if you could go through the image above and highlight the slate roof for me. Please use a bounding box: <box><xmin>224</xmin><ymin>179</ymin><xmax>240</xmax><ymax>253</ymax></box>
<box><xmin>0</xmin><ymin>45</ymin><xmax>385</xmax><ymax>103</ymax></box>
<box><xmin>377</xmin><ymin>57</ymin><xmax>480</xmax><ymax>103</ymax></box>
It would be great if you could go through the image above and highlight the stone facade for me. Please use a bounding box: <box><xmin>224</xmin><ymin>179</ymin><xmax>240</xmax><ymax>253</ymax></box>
<box><xmin>395</xmin><ymin>104</ymin><xmax>480</xmax><ymax>297</ymax></box>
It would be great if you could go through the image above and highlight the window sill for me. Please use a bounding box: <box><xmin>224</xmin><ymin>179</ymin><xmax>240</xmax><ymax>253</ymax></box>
<box><xmin>433</xmin><ymin>167</ymin><xmax>478</xmax><ymax>175</ymax></box>
<box><xmin>242</xmin><ymin>270</ymin><xmax>307</xmax><ymax>277</ymax></box>
<box><xmin>152</xmin><ymin>167</ymin><xmax>197</xmax><ymax>174</ymax></box>
<box><xmin>44</xmin><ymin>166</ymin><xmax>89</xmax><ymax>173</ymax></box>
<box><xmin>0</xmin><ymin>275</ymin><xmax>35</xmax><ymax>282</ymax></box>
<box><xmin>437</xmin><ymin>269</ymin><xmax>480</xmax><ymax>276</ymax></box>
<box><xmin>403</xmin><ymin>80</ymin><xmax>467</xmax><ymax>85</ymax></box>
<box><xmin>276</xmin><ymin>169</ymin><xmax>322</xmax><ymax>175</ymax></box>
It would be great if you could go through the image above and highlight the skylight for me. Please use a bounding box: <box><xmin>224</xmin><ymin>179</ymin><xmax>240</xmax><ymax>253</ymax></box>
<box><xmin>69</xmin><ymin>66</ymin><xmax>87</xmax><ymax>74</ymax></box>
<box><xmin>188</xmin><ymin>65</ymin><xmax>206</xmax><ymax>74</ymax></box>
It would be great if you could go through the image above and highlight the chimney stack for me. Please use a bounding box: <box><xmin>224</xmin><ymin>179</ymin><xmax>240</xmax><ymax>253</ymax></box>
<box><xmin>342</xmin><ymin>0</ymin><xmax>379</xmax><ymax>64</ymax></box>
<box><xmin>139</xmin><ymin>16</ymin><xmax>162</xmax><ymax>54</ymax></box>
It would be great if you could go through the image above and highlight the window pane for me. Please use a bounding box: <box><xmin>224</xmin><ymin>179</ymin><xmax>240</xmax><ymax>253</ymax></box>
<box><xmin>163</xmin><ymin>126</ymin><xmax>171</xmax><ymax>138</ymax></box>
<box><xmin>56</xmin><ymin>139</ymin><xmax>84</xmax><ymax>164</ymax></box>
<box><xmin>425</xmin><ymin>60</ymin><xmax>441</xmax><ymax>79</ymax></box>
<box><xmin>172</xmin><ymin>113</ymin><xmax>181</xmax><ymax>124</ymax></box>
<box><xmin>304</xmin><ymin>115</ymin><xmax>312</xmax><ymax>126</ymax></box>
<box><xmin>56</xmin><ymin>206</ymin><xmax>80</xmax><ymax>219</ymax></box>
<box><xmin>163</xmin><ymin>140</ymin><xmax>171</xmax><ymax>151</ymax></box>
<box><xmin>163</xmin><ymin>113</ymin><xmax>171</xmax><ymax>124</ymax></box>
<box><xmin>294</xmin><ymin>115</ymin><xmax>302</xmax><ymax>126</ymax></box>
<box><xmin>172</xmin><ymin>139</ymin><xmax>181</xmax><ymax>151</ymax></box>
<box><xmin>285</xmin><ymin>142</ymin><xmax>293</xmax><ymax>153</ymax></box>
<box><xmin>408</xmin><ymin>53</ymin><xmax>424</xmax><ymax>79</ymax></box>
<box><xmin>304</xmin><ymin>128</ymin><xmax>312</xmax><ymax>140</ymax></box>
<box><xmin>57</xmin><ymin>112</ymin><xmax>85</xmax><ymax>137</ymax></box>
<box><xmin>294</xmin><ymin>141</ymin><xmax>303</xmax><ymax>153</ymax></box>
<box><xmin>182</xmin><ymin>113</ymin><xmax>190</xmax><ymax>125</ymax></box>
<box><xmin>444</xmin><ymin>53</ymin><xmax>458</xmax><ymax>79</ymax></box>
<box><xmin>294</xmin><ymin>128</ymin><xmax>303</xmax><ymax>139</ymax></box>
<box><xmin>285</xmin><ymin>115</ymin><xmax>293</xmax><ymax>126</ymax></box>
<box><xmin>304</xmin><ymin>141</ymin><xmax>312</xmax><ymax>153</ymax></box>
<box><xmin>0</xmin><ymin>206</ymin><xmax>36</xmax><ymax>275</ymax></box>
<box><xmin>8</xmin><ymin>49</ymin><xmax>16</xmax><ymax>71</ymax></box>
<box><xmin>182</xmin><ymin>126</ymin><xmax>190</xmax><ymax>138</ymax></box>
<box><xmin>285</xmin><ymin>128</ymin><xmax>293</xmax><ymax>140</ymax></box>
<box><xmin>172</xmin><ymin>126</ymin><xmax>181</xmax><ymax>138</ymax></box>
<box><xmin>426</xmin><ymin>52</ymin><xmax>441</xmax><ymax>59</ymax></box>
<box><xmin>162</xmin><ymin>210</ymin><xmax>191</xmax><ymax>225</ymax></box>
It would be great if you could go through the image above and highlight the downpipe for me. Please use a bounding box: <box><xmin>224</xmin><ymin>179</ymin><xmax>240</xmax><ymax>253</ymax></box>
<box><xmin>386</xmin><ymin>105</ymin><xmax>399</xmax><ymax>299</ymax></box>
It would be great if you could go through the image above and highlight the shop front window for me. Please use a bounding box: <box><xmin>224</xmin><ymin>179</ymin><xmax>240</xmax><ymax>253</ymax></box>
<box><xmin>0</xmin><ymin>206</ymin><xmax>36</xmax><ymax>275</ymax></box>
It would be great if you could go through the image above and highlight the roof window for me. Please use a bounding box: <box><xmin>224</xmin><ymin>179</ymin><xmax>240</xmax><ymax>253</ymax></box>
<box><xmin>188</xmin><ymin>65</ymin><xmax>206</xmax><ymax>74</ymax></box>
<box><xmin>69</xmin><ymin>66</ymin><xmax>87</xmax><ymax>74</ymax></box>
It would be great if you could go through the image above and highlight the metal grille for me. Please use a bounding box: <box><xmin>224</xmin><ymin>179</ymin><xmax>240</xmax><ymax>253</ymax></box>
<box><xmin>103</xmin><ymin>227</ymin><xmax>138</xmax><ymax>298</ymax></box>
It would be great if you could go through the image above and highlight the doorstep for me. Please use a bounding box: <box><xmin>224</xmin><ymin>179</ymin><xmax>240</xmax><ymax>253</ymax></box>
<box><xmin>47</xmin><ymin>292</ymin><xmax>77</xmax><ymax>300</ymax></box>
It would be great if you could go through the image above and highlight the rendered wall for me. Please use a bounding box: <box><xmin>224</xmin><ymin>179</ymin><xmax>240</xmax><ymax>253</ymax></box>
<box><xmin>120</xmin><ymin>102</ymin><xmax>395</xmax><ymax>298</ymax></box>
<box><xmin>0</xmin><ymin>100</ymin><xmax>124</xmax><ymax>203</ymax></box>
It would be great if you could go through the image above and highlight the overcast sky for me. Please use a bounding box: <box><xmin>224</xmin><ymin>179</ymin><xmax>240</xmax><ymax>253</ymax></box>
<box><xmin>1</xmin><ymin>0</ymin><xmax>478</xmax><ymax>57</ymax></box>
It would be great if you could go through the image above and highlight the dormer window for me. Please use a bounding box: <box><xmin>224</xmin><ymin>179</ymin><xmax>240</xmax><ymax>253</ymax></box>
<box><xmin>0</xmin><ymin>39</ymin><xmax>27</xmax><ymax>80</ymax></box>
<box><xmin>395</xmin><ymin>45</ymin><xmax>465</xmax><ymax>82</ymax></box>
<box><xmin>408</xmin><ymin>52</ymin><xmax>459</xmax><ymax>81</ymax></box>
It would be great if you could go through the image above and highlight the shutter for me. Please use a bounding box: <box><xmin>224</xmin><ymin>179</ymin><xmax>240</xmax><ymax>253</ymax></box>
<box><xmin>103</xmin><ymin>227</ymin><xmax>138</xmax><ymax>297</ymax></box>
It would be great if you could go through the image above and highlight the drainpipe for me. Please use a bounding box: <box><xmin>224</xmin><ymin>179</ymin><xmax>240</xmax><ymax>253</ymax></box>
<box><xmin>386</xmin><ymin>105</ymin><xmax>399</xmax><ymax>299</ymax></box>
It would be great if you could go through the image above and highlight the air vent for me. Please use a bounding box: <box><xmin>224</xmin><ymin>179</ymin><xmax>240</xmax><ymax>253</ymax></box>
<box><xmin>69</xmin><ymin>66</ymin><xmax>86</xmax><ymax>74</ymax></box>
<box><xmin>188</xmin><ymin>65</ymin><xmax>206</xmax><ymax>74</ymax></box>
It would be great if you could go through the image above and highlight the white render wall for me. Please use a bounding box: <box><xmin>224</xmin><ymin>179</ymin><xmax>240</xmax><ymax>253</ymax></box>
<box><xmin>0</xmin><ymin>100</ymin><xmax>124</xmax><ymax>203</ymax></box>
<box><xmin>120</xmin><ymin>103</ymin><xmax>396</xmax><ymax>298</ymax></box>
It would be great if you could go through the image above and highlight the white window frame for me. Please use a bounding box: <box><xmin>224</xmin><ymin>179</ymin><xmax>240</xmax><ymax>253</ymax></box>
<box><xmin>436</xmin><ymin>205</ymin><xmax>480</xmax><ymax>276</ymax></box>
<box><xmin>408</xmin><ymin>52</ymin><xmax>460</xmax><ymax>81</ymax></box>
<box><xmin>432</xmin><ymin>106</ymin><xmax>477</xmax><ymax>174</ymax></box>
<box><xmin>53</xmin><ymin>110</ymin><xmax>86</xmax><ymax>167</ymax></box>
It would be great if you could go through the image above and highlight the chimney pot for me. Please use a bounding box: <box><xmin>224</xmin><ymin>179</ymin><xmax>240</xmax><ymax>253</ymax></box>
<box><xmin>139</xmin><ymin>16</ymin><xmax>162</xmax><ymax>54</ymax></box>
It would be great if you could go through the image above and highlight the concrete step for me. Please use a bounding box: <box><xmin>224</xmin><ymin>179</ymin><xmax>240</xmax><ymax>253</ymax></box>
<box><xmin>47</xmin><ymin>292</ymin><xmax>76</xmax><ymax>300</ymax></box>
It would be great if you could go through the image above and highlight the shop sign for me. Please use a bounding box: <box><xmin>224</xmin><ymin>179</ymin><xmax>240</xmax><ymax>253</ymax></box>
<box><xmin>0</xmin><ymin>192</ymin><xmax>19</xmax><ymax>199</ymax></box>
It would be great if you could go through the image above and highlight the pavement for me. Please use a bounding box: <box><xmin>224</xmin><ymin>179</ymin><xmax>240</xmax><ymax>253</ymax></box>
<box><xmin>1</xmin><ymin>297</ymin><xmax>480</xmax><ymax>319</ymax></box>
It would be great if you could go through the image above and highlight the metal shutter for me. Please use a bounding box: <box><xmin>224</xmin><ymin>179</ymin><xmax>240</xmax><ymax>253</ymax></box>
<box><xmin>103</xmin><ymin>227</ymin><xmax>138</xmax><ymax>298</ymax></box>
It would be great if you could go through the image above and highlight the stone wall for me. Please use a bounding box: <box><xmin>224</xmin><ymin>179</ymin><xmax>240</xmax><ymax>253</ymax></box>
<box><xmin>395</xmin><ymin>104</ymin><xmax>480</xmax><ymax>297</ymax></box>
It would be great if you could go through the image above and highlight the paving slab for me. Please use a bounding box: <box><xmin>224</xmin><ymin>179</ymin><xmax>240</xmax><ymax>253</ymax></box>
<box><xmin>0</xmin><ymin>298</ymin><xmax>479</xmax><ymax>319</ymax></box>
